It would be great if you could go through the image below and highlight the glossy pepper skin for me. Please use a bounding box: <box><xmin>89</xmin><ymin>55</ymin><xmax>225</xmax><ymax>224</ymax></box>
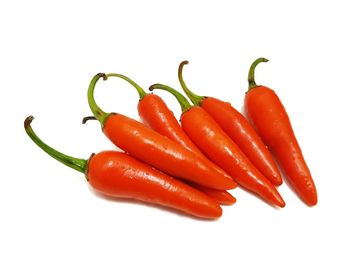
<box><xmin>177</xmin><ymin>61</ymin><xmax>282</xmax><ymax>186</ymax></box>
<box><xmin>244</xmin><ymin>58</ymin><xmax>317</xmax><ymax>206</ymax></box>
<box><xmin>139</xmin><ymin>94</ymin><xmax>202</xmax><ymax>154</ymax></box>
<box><xmin>101</xmin><ymin>74</ymin><xmax>236</xmax><ymax>205</ymax></box>
<box><xmin>149</xmin><ymin>84</ymin><xmax>285</xmax><ymax>208</ymax></box>
<box><xmin>24</xmin><ymin>116</ymin><xmax>222</xmax><ymax>219</ymax></box>
<box><xmin>87</xmin><ymin>74</ymin><xmax>235</xmax><ymax>191</ymax></box>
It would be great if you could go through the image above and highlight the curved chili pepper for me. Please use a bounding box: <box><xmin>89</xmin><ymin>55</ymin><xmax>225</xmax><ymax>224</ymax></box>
<box><xmin>244</xmin><ymin>58</ymin><xmax>317</xmax><ymax>206</ymax></box>
<box><xmin>99</xmin><ymin>73</ymin><xmax>236</xmax><ymax>205</ymax></box>
<box><xmin>86</xmin><ymin>73</ymin><xmax>235</xmax><ymax>190</ymax></box>
<box><xmin>149</xmin><ymin>84</ymin><xmax>285</xmax><ymax>207</ymax></box>
<box><xmin>177</xmin><ymin>61</ymin><xmax>282</xmax><ymax>186</ymax></box>
<box><xmin>24</xmin><ymin>116</ymin><xmax>222</xmax><ymax>218</ymax></box>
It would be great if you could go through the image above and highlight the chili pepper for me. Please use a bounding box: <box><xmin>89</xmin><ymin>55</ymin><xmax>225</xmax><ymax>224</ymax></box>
<box><xmin>244</xmin><ymin>58</ymin><xmax>317</xmax><ymax>206</ymax></box>
<box><xmin>24</xmin><ymin>116</ymin><xmax>222</xmax><ymax>219</ymax></box>
<box><xmin>177</xmin><ymin>61</ymin><xmax>283</xmax><ymax>186</ymax></box>
<box><xmin>86</xmin><ymin>73</ymin><xmax>235</xmax><ymax>190</ymax></box>
<box><xmin>149</xmin><ymin>84</ymin><xmax>285</xmax><ymax>207</ymax></box>
<box><xmin>91</xmin><ymin>73</ymin><xmax>236</xmax><ymax>205</ymax></box>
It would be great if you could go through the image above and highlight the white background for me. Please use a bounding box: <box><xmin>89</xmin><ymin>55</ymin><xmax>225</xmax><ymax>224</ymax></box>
<box><xmin>1</xmin><ymin>0</ymin><xmax>349</xmax><ymax>262</ymax></box>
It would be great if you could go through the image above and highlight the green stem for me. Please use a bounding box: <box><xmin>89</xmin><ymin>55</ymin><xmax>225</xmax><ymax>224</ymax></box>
<box><xmin>24</xmin><ymin>116</ymin><xmax>87</xmax><ymax>174</ymax></box>
<box><xmin>248</xmin><ymin>57</ymin><xmax>269</xmax><ymax>91</ymax></box>
<box><xmin>149</xmin><ymin>84</ymin><xmax>192</xmax><ymax>113</ymax></box>
<box><xmin>106</xmin><ymin>73</ymin><xmax>148</xmax><ymax>100</ymax></box>
<box><xmin>87</xmin><ymin>73</ymin><xmax>110</xmax><ymax>127</ymax></box>
<box><xmin>178</xmin><ymin>60</ymin><xmax>205</xmax><ymax>106</ymax></box>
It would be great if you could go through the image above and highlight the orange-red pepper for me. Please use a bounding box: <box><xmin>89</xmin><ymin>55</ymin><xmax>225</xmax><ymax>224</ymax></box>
<box><xmin>244</xmin><ymin>58</ymin><xmax>317</xmax><ymax>206</ymax></box>
<box><xmin>149</xmin><ymin>84</ymin><xmax>285</xmax><ymax>207</ymax></box>
<box><xmin>24</xmin><ymin>116</ymin><xmax>222</xmax><ymax>218</ymax></box>
<box><xmin>86</xmin><ymin>73</ymin><xmax>236</xmax><ymax>190</ymax></box>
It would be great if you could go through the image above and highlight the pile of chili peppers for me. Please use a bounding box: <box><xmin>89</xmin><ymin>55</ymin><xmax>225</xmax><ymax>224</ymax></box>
<box><xmin>25</xmin><ymin>58</ymin><xmax>317</xmax><ymax>219</ymax></box>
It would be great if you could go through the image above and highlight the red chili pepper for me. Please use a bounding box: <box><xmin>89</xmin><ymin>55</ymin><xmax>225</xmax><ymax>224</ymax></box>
<box><xmin>149</xmin><ymin>84</ymin><xmax>285</xmax><ymax>207</ymax></box>
<box><xmin>86</xmin><ymin>73</ymin><xmax>235</xmax><ymax>190</ymax></box>
<box><xmin>24</xmin><ymin>116</ymin><xmax>222</xmax><ymax>219</ymax></box>
<box><xmin>244</xmin><ymin>58</ymin><xmax>317</xmax><ymax>206</ymax></box>
<box><xmin>102</xmin><ymin>73</ymin><xmax>236</xmax><ymax>205</ymax></box>
<box><xmin>177</xmin><ymin>61</ymin><xmax>282</xmax><ymax>186</ymax></box>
